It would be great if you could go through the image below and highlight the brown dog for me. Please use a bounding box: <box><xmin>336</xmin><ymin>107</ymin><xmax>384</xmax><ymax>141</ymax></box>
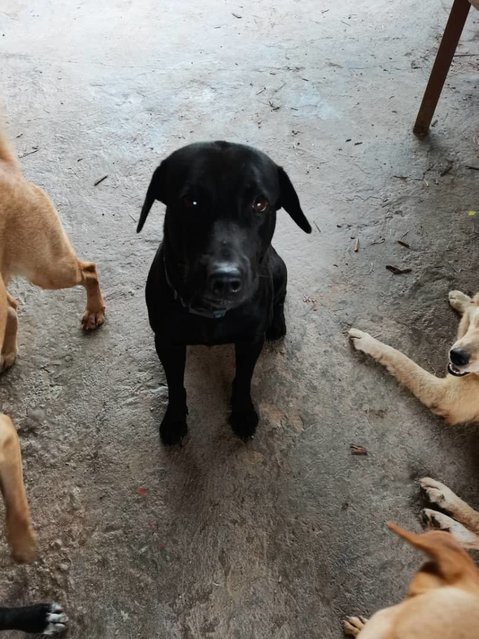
<box><xmin>0</xmin><ymin>131</ymin><xmax>105</xmax><ymax>371</ymax></box>
<box><xmin>349</xmin><ymin>291</ymin><xmax>479</xmax><ymax>425</ymax></box>
<box><xmin>344</xmin><ymin>518</ymin><xmax>479</xmax><ymax>637</ymax></box>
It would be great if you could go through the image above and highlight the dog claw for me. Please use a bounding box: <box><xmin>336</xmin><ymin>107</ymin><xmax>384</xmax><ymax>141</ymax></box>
<box><xmin>81</xmin><ymin>309</ymin><xmax>105</xmax><ymax>331</ymax></box>
<box><xmin>343</xmin><ymin>616</ymin><xmax>368</xmax><ymax>636</ymax></box>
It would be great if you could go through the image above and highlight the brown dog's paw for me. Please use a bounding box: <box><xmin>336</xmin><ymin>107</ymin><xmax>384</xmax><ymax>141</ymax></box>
<box><xmin>0</xmin><ymin>350</ymin><xmax>17</xmax><ymax>373</ymax></box>
<box><xmin>81</xmin><ymin>309</ymin><xmax>105</xmax><ymax>331</ymax></box>
<box><xmin>343</xmin><ymin>616</ymin><xmax>368</xmax><ymax>636</ymax></box>
<box><xmin>8</xmin><ymin>520</ymin><xmax>38</xmax><ymax>563</ymax></box>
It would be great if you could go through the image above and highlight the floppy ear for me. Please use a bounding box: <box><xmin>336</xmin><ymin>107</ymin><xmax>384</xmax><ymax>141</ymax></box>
<box><xmin>137</xmin><ymin>163</ymin><xmax>167</xmax><ymax>233</ymax></box>
<box><xmin>277</xmin><ymin>166</ymin><xmax>312</xmax><ymax>233</ymax></box>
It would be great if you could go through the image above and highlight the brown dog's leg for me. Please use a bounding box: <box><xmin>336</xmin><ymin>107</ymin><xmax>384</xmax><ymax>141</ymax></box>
<box><xmin>12</xmin><ymin>184</ymin><xmax>105</xmax><ymax>330</ymax></box>
<box><xmin>349</xmin><ymin>329</ymin><xmax>449</xmax><ymax>416</ymax></box>
<box><xmin>77</xmin><ymin>261</ymin><xmax>105</xmax><ymax>330</ymax></box>
<box><xmin>28</xmin><ymin>256</ymin><xmax>105</xmax><ymax>331</ymax></box>
<box><xmin>0</xmin><ymin>279</ymin><xmax>17</xmax><ymax>372</ymax></box>
<box><xmin>2</xmin><ymin>293</ymin><xmax>18</xmax><ymax>369</ymax></box>
<box><xmin>0</xmin><ymin>415</ymin><xmax>37</xmax><ymax>562</ymax></box>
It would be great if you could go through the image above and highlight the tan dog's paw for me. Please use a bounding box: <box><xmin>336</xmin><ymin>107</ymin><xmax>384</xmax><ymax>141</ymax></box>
<box><xmin>349</xmin><ymin>328</ymin><xmax>376</xmax><ymax>355</ymax></box>
<box><xmin>8</xmin><ymin>519</ymin><xmax>38</xmax><ymax>563</ymax></box>
<box><xmin>81</xmin><ymin>309</ymin><xmax>105</xmax><ymax>331</ymax></box>
<box><xmin>420</xmin><ymin>477</ymin><xmax>460</xmax><ymax>512</ymax></box>
<box><xmin>421</xmin><ymin>508</ymin><xmax>479</xmax><ymax>546</ymax></box>
<box><xmin>343</xmin><ymin>616</ymin><xmax>368</xmax><ymax>636</ymax></box>
<box><xmin>448</xmin><ymin>290</ymin><xmax>471</xmax><ymax>313</ymax></box>
<box><xmin>0</xmin><ymin>350</ymin><xmax>17</xmax><ymax>373</ymax></box>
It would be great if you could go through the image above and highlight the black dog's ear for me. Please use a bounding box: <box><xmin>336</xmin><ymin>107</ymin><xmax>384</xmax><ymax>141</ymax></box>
<box><xmin>277</xmin><ymin>166</ymin><xmax>312</xmax><ymax>233</ymax></box>
<box><xmin>137</xmin><ymin>163</ymin><xmax>167</xmax><ymax>233</ymax></box>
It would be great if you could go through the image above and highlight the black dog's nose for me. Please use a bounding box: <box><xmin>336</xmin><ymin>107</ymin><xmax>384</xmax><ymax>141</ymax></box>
<box><xmin>208</xmin><ymin>264</ymin><xmax>242</xmax><ymax>298</ymax></box>
<box><xmin>450</xmin><ymin>348</ymin><xmax>469</xmax><ymax>367</ymax></box>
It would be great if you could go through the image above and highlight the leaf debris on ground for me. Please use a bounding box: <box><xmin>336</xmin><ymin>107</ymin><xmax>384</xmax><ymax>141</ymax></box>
<box><xmin>386</xmin><ymin>264</ymin><xmax>412</xmax><ymax>275</ymax></box>
<box><xmin>350</xmin><ymin>444</ymin><xmax>368</xmax><ymax>456</ymax></box>
<box><xmin>19</xmin><ymin>146</ymin><xmax>39</xmax><ymax>158</ymax></box>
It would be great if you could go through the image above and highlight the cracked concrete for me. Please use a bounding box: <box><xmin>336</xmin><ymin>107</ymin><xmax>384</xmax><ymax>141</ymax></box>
<box><xmin>1</xmin><ymin>0</ymin><xmax>479</xmax><ymax>636</ymax></box>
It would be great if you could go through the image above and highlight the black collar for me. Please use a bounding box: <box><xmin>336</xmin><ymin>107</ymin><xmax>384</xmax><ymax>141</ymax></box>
<box><xmin>163</xmin><ymin>256</ymin><xmax>228</xmax><ymax>319</ymax></box>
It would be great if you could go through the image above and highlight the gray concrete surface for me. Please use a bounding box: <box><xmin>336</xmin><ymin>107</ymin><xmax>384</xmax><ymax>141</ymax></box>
<box><xmin>1</xmin><ymin>0</ymin><xmax>479</xmax><ymax>636</ymax></box>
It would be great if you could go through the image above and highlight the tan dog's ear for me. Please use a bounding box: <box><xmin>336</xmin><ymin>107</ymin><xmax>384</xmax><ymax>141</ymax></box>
<box><xmin>472</xmin><ymin>293</ymin><xmax>479</xmax><ymax>305</ymax></box>
<box><xmin>387</xmin><ymin>522</ymin><xmax>479</xmax><ymax>594</ymax></box>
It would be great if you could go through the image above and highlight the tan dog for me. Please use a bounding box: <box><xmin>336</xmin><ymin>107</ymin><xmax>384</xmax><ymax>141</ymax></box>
<box><xmin>0</xmin><ymin>414</ymin><xmax>37</xmax><ymax>563</ymax></box>
<box><xmin>344</xmin><ymin>515</ymin><xmax>479</xmax><ymax>637</ymax></box>
<box><xmin>0</xmin><ymin>131</ymin><xmax>105</xmax><ymax>371</ymax></box>
<box><xmin>349</xmin><ymin>291</ymin><xmax>479</xmax><ymax>425</ymax></box>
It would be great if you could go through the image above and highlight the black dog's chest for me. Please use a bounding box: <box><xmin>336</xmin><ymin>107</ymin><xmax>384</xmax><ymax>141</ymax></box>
<box><xmin>158</xmin><ymin>306</ymin><xmax>267</xmax><ymax>346</ymax></box>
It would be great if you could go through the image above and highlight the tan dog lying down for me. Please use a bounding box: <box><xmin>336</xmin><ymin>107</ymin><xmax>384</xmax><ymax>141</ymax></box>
<box><xmin>344</xmin><ymin>480</ymin><xmax>479</xmax><ymax>638</ymax></box>
<box><xmin>349</xmin><ymin>291</ymin><xmax>479</xmax><ymax>425</ymax></box>
<box><xmin>0</xmin><ymin>131</ymin><xmax>105</xmax><ymax>371</ymax></box>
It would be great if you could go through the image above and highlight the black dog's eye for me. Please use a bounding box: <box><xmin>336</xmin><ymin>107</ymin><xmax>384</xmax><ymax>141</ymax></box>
<box><xmin>252</xmin><ymin>195</ymin><xmax>269</xmax><ymax>213</ymax></box>
<box><xmin>182</xmin><ymin>196</ymin><xmax>199</xmax><ymax>209</ymax></box>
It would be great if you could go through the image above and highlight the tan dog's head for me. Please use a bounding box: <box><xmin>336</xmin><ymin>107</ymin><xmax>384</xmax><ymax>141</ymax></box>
<box><xmin>449</xmin><ymin>294</ymin><xmax>479</xmax><ymax>377</ymax></box>
<box><xmin>387</xmin><ymin>522</ymin><xmax>479</xmax><ymax>597</ymax></box>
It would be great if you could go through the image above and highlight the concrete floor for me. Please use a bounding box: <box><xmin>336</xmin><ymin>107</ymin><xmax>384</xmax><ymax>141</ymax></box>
<box><xmin>1</xmin><ymin>0</ymin><xmax>479</xmax><ymax>636</ymax></box>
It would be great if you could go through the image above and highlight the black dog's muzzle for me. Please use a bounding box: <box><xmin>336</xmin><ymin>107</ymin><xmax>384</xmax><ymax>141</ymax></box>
<box><xmin>163</xmin><ymin>257</ymin><xmax>228</xmax><ymax>319</ymax></box>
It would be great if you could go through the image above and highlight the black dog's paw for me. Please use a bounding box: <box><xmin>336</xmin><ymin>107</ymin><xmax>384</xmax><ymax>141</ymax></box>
<box><xmin>266</xmin><ymin>307</ymin><xmax>286</xmax><ymax>341</ymax></box>
<box><xmin>160</xmin><ymin>411</ymin><xmax>188</xmax><ymax>446</ymax></box>
<box><xmin>42</xmin><ymin>603</ymin><xmax>68</xmax><ymax>636</ymax></box>
<box><xmin>18</xmin><ymin>602</ymin><xmax>67</xmax><ymax>635</ymax></box>
<box><xmin>229</xmin><ymin>407</ymin><xmax>259</xmax><ymax>441</ymax></box>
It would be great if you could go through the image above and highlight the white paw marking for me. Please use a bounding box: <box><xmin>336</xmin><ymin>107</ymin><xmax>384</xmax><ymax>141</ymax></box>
<box><xmin>43</xmin><ymin>603</ymin><xmax>67</xmax><ymax>635</ymax></box>
<box><xmin>420</xmin><ymin>477</ymin><xmax>459</xmax><ymax>511</ymax></box>
<box><xmin>348</xmin><ymin>328</ymin><xmax>375</xmax><ymax>354</ymax></box>
<box><xmin>421</xmin><ymin>509</ymin><xmax>479</xmax><ymax>545</ymax></box>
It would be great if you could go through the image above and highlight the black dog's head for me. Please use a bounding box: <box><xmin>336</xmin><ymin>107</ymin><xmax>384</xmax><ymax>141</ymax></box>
<box><xmin>138</xmin><ymin>141</ymin><xmax>311</xmax><ymax>313</ymax></box>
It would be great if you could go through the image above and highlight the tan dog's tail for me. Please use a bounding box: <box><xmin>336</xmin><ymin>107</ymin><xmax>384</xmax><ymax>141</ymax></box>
<box><xmin>388</xmin><ymin>521</ymin><xmax>478</xmax><ymax>584</ymax></box>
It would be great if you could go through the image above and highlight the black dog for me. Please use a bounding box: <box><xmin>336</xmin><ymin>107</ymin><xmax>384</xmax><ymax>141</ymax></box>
<box><xmin>0</xmin><ymin>602</ymin><xmax>66</xmax><ymax>634</ymax></box>
<box><xmin>138</xmin><ymin>141</ymin><xmax>311</xmax><ymax>445</ymax></box>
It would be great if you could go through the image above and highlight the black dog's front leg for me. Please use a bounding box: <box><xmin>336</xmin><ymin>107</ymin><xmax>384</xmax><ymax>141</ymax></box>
<box><xmin>229</xmin><ymin>339</ymin><xmax>264</xmax><ymax>441</ymax></box>
<box><xmin>155</xmin><ymin>336</ymin><xmax>188</xmax><ymax>445</ymax></box>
